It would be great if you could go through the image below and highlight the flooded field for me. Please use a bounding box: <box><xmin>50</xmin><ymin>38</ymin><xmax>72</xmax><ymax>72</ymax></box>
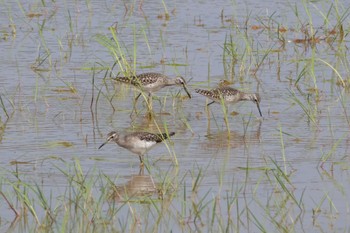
<box><xmin>1</xmin><ymin>0</ymin><xmax>350</xmax><ymax>232</ymax></box>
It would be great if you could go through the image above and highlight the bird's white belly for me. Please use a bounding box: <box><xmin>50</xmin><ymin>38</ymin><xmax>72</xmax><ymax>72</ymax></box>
<box><xmin>223</xmin><ymin>95</ymin><xmax>240</xmax><ymax>103</ymax></box>
<box><xmin>143</xmin><ymin>83</ymin><xmax>164</xmax><ymax>93</ymax></box>
<box><xmin>127</xmin><ymin>140</ymin><xmax>157</xmax><ymax>155</ymax></box>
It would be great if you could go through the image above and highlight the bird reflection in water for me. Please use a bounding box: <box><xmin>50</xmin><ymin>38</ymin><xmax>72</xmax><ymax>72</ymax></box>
<box><xmin>109</xmin><ymin>167</ymin><xmax>161</xmax><ymax>202</ymax></box>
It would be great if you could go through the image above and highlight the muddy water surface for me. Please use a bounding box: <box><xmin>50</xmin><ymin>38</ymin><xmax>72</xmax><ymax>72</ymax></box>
<box><xmin>0</xmin><ymin>0</ymin><xmax>349</xmax><ymax>232</ymax></box>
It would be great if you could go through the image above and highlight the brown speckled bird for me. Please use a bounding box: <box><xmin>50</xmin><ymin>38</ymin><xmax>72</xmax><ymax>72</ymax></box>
<box><xmin>99</xmin><ymin>131</ymin><xmax>175</xmax><ymax>166</ymax></box>
<box><xmin>195</xmin><ymin>86</ymin><xmax>262</xmax><ymax>117</ymax></box>
<box><xmin>113</xmin><ymin>72</ymin><xmax>191</xmax><ymax>102</ymax></box>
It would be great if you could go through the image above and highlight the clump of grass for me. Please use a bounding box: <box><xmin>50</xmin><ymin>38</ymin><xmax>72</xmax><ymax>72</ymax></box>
<box><xmin>94</xmin><ymin>29</ymin><xmax>132</xmax><ymax>76</ymax></box>
<box><xmin>318</xmin><ymin>131</ymin><xmax>348</xmax><ymax>169</ymax></box>
<box><xmin>288</xmin><ymin>89</ymin><xmax>319</xmax><ymax>127</ymax></box>
<box><xmin>1</xmin><ymin>147</ymin><xmax>337</xmax><ymax>233</ymax></box>
<box><xmin>0</xmin><ymin>94</ymin><xmax>12</xmax><ymax>119</ymax></box>
<box><xmin>222</xmin><ymin>34</ymin><xmax>238</xmax><ymax>80</ymax></box>
<box><xmin>94</xmin><ymin>27</ymin><xmax>159</xmax><ymax>113</ymax></box>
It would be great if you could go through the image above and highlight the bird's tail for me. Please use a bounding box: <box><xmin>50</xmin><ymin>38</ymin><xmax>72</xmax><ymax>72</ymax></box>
<box><xmin>156</xmin><ymin>132</ymin><xmax>175</xmax><ymax>142</ymax></box>
<box><xmin>113</xmin><ymin>76</ymin><xmax>140</xmax><ymax>86</ymax></box>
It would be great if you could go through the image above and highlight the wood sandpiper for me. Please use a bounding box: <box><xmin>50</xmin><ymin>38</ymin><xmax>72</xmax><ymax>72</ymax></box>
<box><xmin>113</xmin><ymin>72</ymin><xmax>192</xmax><ymax>102</ymax></box>
<box><xmin>98</xmin><ymin>131</ymin><xmax>175</xmax><ymax>166</ymax></box>
<box><xmin>195</xmin><ymin>86</ymin><xmax>262</xmax><ymax>117</ymax></box>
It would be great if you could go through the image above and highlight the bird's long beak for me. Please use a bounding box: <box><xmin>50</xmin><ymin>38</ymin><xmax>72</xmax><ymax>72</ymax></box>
<box><xmin>256</xmin><ymin>102</ymin><xmax>262</xmax><ymax>117</ymax></box>
<box><xmin>182</xmin><ymin>84</ymin><xmax>192</xmax><ymax>99</ymax></box>
<box><xmin>98</xmin><ymin>141</ymin><xmax>108</xmax><ymax>149</ymax></box>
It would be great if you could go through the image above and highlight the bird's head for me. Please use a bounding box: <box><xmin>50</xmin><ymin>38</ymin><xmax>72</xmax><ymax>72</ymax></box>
<box><xmin>98</xmin><ymin>131</ymin><xmax>120</xmax><ymax>149</ymax></box>
<box><xmin>175</xmin><ymin>76</ymin><xmax>192</xmax><ymax>98</ymax></box>
<box><xmin>251</xmin><ymin>93</ymin><xmax>261</xmax><ymax>104</ymax></box>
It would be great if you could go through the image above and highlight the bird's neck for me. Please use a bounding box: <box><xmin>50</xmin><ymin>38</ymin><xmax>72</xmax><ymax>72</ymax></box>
<box><xmin>164</xmin><ymin>79</ymin><xmax>175</xmax><ymax>86</ymax></box>
<box><xmin>241</xmin><ymin>93</ymin><xmax>254</xmax><ymax>101</ymax></box>
<box><xmin>115</xmin><ymin>135</ymin><xmax>126</xmax><ymax>146</ymax></box>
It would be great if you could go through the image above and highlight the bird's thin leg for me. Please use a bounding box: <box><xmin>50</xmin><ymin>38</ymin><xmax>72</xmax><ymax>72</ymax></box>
<box><xmin>138</xmin><ymin>165</ymin><xmax>144</xmax><ymax>175</ymax></box>
<box><xmin>207</xmin><ymin>101</ymin><xmax>215</xmax><ymax>106</ymax></box>
<box><xmin>146</xmin><ymin>93</ymin><xmax>154</xmax><ymax>119</ymax></box>
<box><xmin>148</xmin><ymin>93</ymin><xmax>153</xmax><ymax>110</ymax></box>
<box><xmin>205</xmin><ymin>100</ymin><xmax>212</xmax><ymax>131</ymax></box>
<box><xmin>223</xmin><ymin>105</ymin><xmax>230</xmax><ymax>136</ymax></box>
<box><xmin>139</xmin><ymin>156</ymin><xmax>144</xmax><ymax>167</ymax></box>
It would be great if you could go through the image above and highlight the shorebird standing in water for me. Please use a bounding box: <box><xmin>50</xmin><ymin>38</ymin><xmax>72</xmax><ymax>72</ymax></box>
<box><xmin>113</xmin><ymin>72</ymin><xmax>192</xmax><ymax>104</ymax></box>
<box><xmin>195</xmin><ymin>85</ymin><xmax>262</xmax><ymax>117</ymax></box>
<box><xmin>98</xmin><ymin>131</ymin><xmax>175</xmax><ymax>166</ymax></box>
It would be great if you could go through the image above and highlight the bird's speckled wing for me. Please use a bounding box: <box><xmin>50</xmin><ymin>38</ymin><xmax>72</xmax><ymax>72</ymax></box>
<box><xmin>131</xmin><ymin>132</ymin><xmax>175</xmax><ymax>143</ymax></box>
<box><xmin>195</xmin><ymin>86</ymin><xmax>241</xmax><ymax>103</ymax></box>
<box><xmin>114</xmin><ymin>73</ymin><xmax>166</xmax><ymax>87</ymax></box>
<box><xmin>211</xmin><ymin>86</ymin><xmax>239</xmax><ymax>97</ymax></box>
<box><xmin>136</xmin><ymin>73</ymin><xmax>166</xmax><ymax>86</ymax></box>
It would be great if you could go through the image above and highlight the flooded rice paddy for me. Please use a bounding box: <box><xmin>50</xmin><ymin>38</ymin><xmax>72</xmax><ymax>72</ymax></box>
<box><xmin>1</xmin><ymin>0</ymin><xmax>350</xmax><ymax>232</ymax></box>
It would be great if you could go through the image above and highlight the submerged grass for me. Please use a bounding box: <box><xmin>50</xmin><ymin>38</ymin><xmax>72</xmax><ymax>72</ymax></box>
<box><xmin>0</xmin><ymin>94</ymin><xmax>11</xmax><ymax>119</ymax></box>
<box><xmin>288</xmin><ymin>89</ymin><xmax>319</xmax><ymax>127</ymax></box>
<box><xmin>0</xmin><ymin>150</ymin><xmax>316</xmax><ymax>233</ymax></box>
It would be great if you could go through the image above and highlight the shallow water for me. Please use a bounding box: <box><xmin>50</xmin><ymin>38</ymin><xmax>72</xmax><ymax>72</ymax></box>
<box><xmin>1</xmin><ymin>0</ymin><xmax>350</xmax><ymax>232</ymax></box>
